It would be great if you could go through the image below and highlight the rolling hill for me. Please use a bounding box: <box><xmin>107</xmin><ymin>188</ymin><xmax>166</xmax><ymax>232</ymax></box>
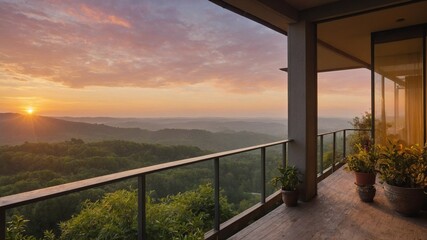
<box><xmin>58</xmin><ymin>116</ymin><xmax>288</xmax><ymax>137</ymax></box>
<box><xmin>57</xmin><ymin>116</ymin><xmax>352</xmax><ymax>137</ymax></box>
<box><xmin>0</xmin><ymin>113</ymin><xmax>280</xmax><ymax>151</ymax></box>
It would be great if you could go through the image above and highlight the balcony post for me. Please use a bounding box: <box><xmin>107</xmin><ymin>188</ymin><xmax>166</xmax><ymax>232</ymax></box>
<box><xmin>138</xmin><ymin>175</ymin><xmax>146</xmax><ymax>240</ymax></box>
<box><xmin>261</xmin><ymin>147</ymin><xmax>266</xmax><ymax>204</ymax></box>
<box><xmin>282</xmin><ymin>142</ymin><xmax>287</xmax><ymax>167</ymax></box>
<box><xmin>214</xmin><ymin>157</ymin><xmax>220</xmax><ymax>232</ymax></box>
<box><xmin>1</xmin><ymin>208</ymin><xmax>5</xmax><ymax>240</ymax></box>
<box><xmin>343</xmin><ymin>130</ymin><xmax>347</xmax><ymax>158</ymax></box>
<box><xmin>287</xmin><ymin>20</ymin><xmax>317</xmax><ymax>201</ymax></box>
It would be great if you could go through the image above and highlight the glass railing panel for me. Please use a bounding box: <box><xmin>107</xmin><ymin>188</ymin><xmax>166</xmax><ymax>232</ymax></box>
<box><xmin>145</xmin><ymin>161</ymin><xmax>214</xmax><ymax>239</ymax></box>
<box><xmin>219</xmin><ymin>150</ymin><xmax>260</xmax><ymax>219</ymax></box>
<box><xmin>265</xmin><ymin>144</ymin><xmax>284</xmax><ymax>196</ymax></box>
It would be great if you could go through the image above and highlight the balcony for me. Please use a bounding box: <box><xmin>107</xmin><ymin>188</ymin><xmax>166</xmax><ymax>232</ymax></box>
<box><xmin>1</xmin><ymin>128</ymin><xmax>426</xmax><ymax>239</ymax></box>
<box><xmin>0</xmin><ymin>129</ymin><xmax>374</xmax><ymax>239</ymax></box>
<box><xmin>230</xmin><ymin>166</ymin><xmax>427</xmax><ymax>240</ymax></box>
<box><xmin>2</xmin><ymin>1</ymin><xmax>427</xmax><ymax>239</ymax></box>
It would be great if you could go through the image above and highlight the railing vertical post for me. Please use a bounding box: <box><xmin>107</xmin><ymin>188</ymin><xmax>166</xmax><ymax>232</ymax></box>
<box><xmin>1</xmin><ymin>208</ymin><xmax>5</xmax><ymax>240</ymax></box>
<box><xmin>332</xmin><ymin>132</ymin><xmax>336</xmax><ymax>172</ymax></box>
<box><xmin>214</xmin><ymin>157</ymin><xmax>220</xmax><ymax>233</ymax></box>
<box><xmin>261</xmin><ymin>147</ymin><xmax>266</xmax><ymax>204</ymax></box>
<box><xmin>282</xmin><ymin>142</ymin><xmax>287</xmax><ymax>167</ymax></box>
<box><xmin>138</xmin><ymin>175</ymin><xmax>146</xmax><ymax>240</ymax></box>
<box><xmin>319</xmin><ymin>135</ymin><xmax>324</xmax><ymax>174</ymax></box>
<box><xmin>343</xmin><ymin>130</ymin><xmax>347</xmax><ymax>159</ymax></box>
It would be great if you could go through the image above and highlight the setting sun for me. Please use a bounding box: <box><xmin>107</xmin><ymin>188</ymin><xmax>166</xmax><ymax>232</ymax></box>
<box><xmin>26</xmin><ymin>107</ymin><xmax>34</xmax><ymax>115</ymax></box>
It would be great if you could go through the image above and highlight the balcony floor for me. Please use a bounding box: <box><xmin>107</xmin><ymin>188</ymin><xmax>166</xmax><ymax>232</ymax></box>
<box><xmin>229</xmin><ymin>167</ymin><xmax>427</xmax><ymax>240</ymax></box>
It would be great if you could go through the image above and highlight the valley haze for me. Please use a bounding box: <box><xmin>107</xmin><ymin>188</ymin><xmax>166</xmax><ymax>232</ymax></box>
<box><xmin>0</xmin><ymin>113</ymin><xmax>352</xmax><ymax>151</ymax></box>
<box><xmin>58</xmin><ymin>116</ymin><xmax>352</xmax><ymax>136</ymax></box>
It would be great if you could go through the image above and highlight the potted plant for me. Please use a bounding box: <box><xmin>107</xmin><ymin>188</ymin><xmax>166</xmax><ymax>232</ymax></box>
<box><xmin>355</xmin><ymin>184</ymin><xmax>376</xmax><ymax>202</ymax></box>
<box><xmin>272</xmin><ymin>165</ymin><xmax>301</xmax><ymax>207</ymax></box>
<box><xmin>345</xmin><ymin>144</ymin><xmax>378</xmax><ymax>186</ymax></box>
<box><xmin>376</xmin><ymin>142</ymin><xmax>427</xmax><ymax>216</ymax></box>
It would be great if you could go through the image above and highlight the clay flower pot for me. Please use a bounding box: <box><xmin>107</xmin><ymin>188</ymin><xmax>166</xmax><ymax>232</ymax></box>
<box><xmin>356</xmin><ymin>184</ymin><xmax>376</xmax><ymax>202</ymax></box>
<box><xmin>354</xmin><ymin>172</ymin><xmax>376</xmax><ymax>186</ymax></box>
<box><xmin>281</xmin><ymin>189</ymin><xmax>299</xmax><ymax>207</ymax></box>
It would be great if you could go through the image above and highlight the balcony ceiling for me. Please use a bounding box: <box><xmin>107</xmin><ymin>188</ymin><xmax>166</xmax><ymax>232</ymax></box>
<box><xmin>211</xmin><ymin>0</ymin><xmax>427</xmax><ymax>72</ymax></box>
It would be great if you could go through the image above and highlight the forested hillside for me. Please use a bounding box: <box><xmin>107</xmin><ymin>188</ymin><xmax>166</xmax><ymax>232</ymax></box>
<box><xmin>0</xmin><ymin>139</ymin><xmax>208</xmax><ymax>196</ymax></box>
<box><xmin>0</xmin><ymin>113</ymin><xmax>279</xmax><ymax>151</ymax></box>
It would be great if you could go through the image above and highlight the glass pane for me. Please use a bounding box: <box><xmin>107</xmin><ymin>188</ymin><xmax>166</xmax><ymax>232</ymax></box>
<box><xmin>374</xmin><ymin>38</ymin><xmax>424</xmax><ymax>145</ymax></box>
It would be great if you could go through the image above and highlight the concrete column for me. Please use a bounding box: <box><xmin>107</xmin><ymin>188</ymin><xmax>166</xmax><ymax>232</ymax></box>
<box><xmin>287</xmin><ymin>20</ymin><xmax>317</xmax><ymax>201</ymax></box>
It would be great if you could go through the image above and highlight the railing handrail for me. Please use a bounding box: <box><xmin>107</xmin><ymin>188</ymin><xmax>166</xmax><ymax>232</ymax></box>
<box><xmin>317</xmin><ymin>128</ymin><xmax>370</xmax><ymax>137</ymax></box>
<box><xmin>0</xmin><ymin>139</ymin><xmax>291</xmax><ymax>210</ymax></box>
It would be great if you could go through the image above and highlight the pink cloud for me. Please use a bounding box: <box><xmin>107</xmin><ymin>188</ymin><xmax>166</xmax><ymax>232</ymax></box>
<box><xmin>77</xmin><ymin>4</ymin><xmax>131</xmax><ymax>28</ymax></box>
<box><xmin>0</xmin><ymin>0</ymin><xmax>286</xmax><ymax>93</ymax></box>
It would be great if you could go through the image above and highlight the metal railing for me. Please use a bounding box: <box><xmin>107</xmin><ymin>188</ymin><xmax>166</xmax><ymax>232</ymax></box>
<box><xmin>0</xmin><ymin>139</ymin><xmax>291</xmax><ymax>240</ymax></box>
<box><xmin>0</xmin><ymin>128</ymin><xmax>370</xmax><ymax>239</ymax></box>
<box><xmin>317</xmin><ymin>128</ymin><xmax>371</xmax><ymax>182</ymax></box>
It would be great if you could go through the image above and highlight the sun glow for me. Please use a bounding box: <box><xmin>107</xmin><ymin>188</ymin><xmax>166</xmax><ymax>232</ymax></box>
<box><xmin>26</xmin><ymin>107</ymin><xmax>34</xmax><ymax>115</ymax></box>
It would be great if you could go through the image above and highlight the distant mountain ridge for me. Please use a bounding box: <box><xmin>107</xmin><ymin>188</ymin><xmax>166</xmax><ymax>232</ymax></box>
<box><xmin>0</xmin><ymin>113</ymin><xmax>280</xmax><ymax>151</ymax></box>
<box><xmin>57</xmin><ymin>116</ymin><xmax>352</xmax><ymax>137</ymax></box>
<box><xmin>58</xmin><ymin>116</ymin><xmax>288</xmax><ymax>137</ymax></box>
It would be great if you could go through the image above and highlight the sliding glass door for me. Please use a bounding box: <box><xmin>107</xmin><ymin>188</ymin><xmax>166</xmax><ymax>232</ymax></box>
<box><xmin>373</xmin><ymin>27</ymin><xmax>425</xmax><ymax>145</ymax></box>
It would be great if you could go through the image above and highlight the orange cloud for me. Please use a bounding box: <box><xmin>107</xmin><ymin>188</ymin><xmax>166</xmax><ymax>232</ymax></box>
<box><xmin>79</xmin><ymin>4</ymin><xmax>131</xmax><ymax>28</ymax></box>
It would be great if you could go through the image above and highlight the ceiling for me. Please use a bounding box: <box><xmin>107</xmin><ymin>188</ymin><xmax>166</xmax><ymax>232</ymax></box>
<box><xmin>210</xmin><ymin>0</ymin><xmax>427</xmax><ymax>72</ymax></box>
<box><xmin>318</xmin><ymin>1</ymin><xmax>427</xmax><ymax>72</ymax></box>
<box><xmin>285</xmin><ymin>0</ymin><xmax>340</xmax><ymax>10</ymax></box>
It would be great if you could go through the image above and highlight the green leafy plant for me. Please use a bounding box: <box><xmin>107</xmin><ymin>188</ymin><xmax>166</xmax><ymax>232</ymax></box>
<box><xmin>376</xmin><ymin>142</ymin><xmax>427</xmax><ymax>188</ymax></box>
<box><xmin>6</xmin><ymin>215</ymin><xmax>56</xmax><ymax>240</ymax></box>
<box><xmin>59</xmin><ymin>184</ymin><xmax>233</xmax><ymax>240</ymax></box>
<box><xmin>349</xmin><ymin>111</ymin><xmax>372</xmax><ymax>151</ymax></box>
<box><xmin>345</xmin><ymin>144</ymin><xmax>379</xmax><ymax>173</ymax></box>
<box><xmin>271</xmin><ymin>165</ymin><xmax>301</xmax><ymax>191</ymax></box>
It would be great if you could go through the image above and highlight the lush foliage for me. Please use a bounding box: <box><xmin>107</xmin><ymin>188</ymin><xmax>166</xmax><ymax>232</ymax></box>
<box><xmin>376</xmin><ymin>142</ymin><xmax>427</xmax><ymax>188</ymax></box>
<box><xmin>349</xmin><ymin>111</ymin><xmax>372</xmax><ymax>152</ymax></box>
<box><xmin>59</xmin><ymin>190</ymin><xmax>138</xmax><ymax>240</ymax></box>
<box><xmin>145</xmin><ymin>184</ymin><xmax>233</xmax><ymax>239</ymax></box>
<box><xmin>7</xmin><ymin>184</ymin><xmax>233</xmax><ymax>240</ymax></box>
<box><xmin>345</xmin><ymin>144</ymin><xmax>379</xmax><ymax>173</ymax></box>
<box><xmin>6</xmin><ymin>215</ymin><xmax>55</xmax><ymax>240</ymax></box>
<box><xmin>271</xmin><ymin>165</ymin><xmax>301</xmax><ymax>191</ymax></box>
<box><xmin>0</xmin><ymin>139</ymin><xmax>208</xmax><ymax>197</ymax></box>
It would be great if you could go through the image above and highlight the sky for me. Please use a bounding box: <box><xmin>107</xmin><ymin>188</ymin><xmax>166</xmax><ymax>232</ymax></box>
<box><xmin>0</xmin><ymin>0</ymin><xmax>371</xmax><ymax>118</ymax></box>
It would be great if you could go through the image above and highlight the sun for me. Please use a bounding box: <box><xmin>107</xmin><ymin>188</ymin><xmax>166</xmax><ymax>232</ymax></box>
<box><xmin>26</xmin><ymin>107</ymin><xmax>34</xmax><ymax>115</ymax></box>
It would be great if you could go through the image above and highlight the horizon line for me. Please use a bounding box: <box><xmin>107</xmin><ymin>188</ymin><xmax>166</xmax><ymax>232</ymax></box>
<box><xmin>1</xmin><ymin>112</ymin><xmax>354</xmax><ymax>120</ymax></box>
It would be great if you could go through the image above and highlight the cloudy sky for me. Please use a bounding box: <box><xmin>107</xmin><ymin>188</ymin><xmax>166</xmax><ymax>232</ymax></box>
<box><xmin>0</xmin><ymin>0</ymin><xmax>370</xmax><ymax>118</ymax></box>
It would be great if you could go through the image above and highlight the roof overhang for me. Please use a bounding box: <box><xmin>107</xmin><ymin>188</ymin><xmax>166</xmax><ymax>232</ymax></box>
<box><xmin>210</xmin><ymin>0</ymin><xmax>427</xmax><ymax>72</ymax></box>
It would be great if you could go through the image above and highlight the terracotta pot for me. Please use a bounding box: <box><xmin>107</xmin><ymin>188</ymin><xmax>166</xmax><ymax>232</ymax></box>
<box><xmin>354</xmin><ymin>172</ymin><xmax>376</xmax><ymax>186</ymax></box>
<box><xmin>356</xmin><ymin>185</ymin><xmax>376</xmax><ymax>202</ymax></box>
<box><xmin>281</xmin><ymin>189</ymin><xmax>299</xmax><ymax>207</ymax></box>
<box><xmin>383</xmin><ymin>183</ymin><xmax>424</xmax><ymax>216</ymax></box>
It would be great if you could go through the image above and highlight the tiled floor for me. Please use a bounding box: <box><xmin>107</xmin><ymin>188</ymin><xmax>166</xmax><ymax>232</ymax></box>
<box><xmin>229</xmin><ymin>167</ymin><xmax>427</xmax><ymax>240</ymax></box>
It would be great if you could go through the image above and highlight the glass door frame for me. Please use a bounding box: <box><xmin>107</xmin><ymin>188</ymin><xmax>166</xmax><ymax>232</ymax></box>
<box><xmin>371</xmin><ymin>24</ymin><xmax>427</xmax><ymax>144</ymax></box>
